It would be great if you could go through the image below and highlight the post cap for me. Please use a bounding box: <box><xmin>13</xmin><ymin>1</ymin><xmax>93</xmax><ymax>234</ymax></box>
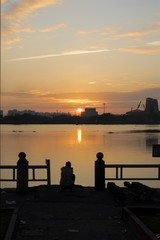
<box><xmin>96</xmin><ymin>152</ymin><xmax>104</xmax><ymax>160</ymax></box>
<box><xmin>18</xmin><ymin>152</ymin><xmax>26</xmax><ymax>159</ymax></box>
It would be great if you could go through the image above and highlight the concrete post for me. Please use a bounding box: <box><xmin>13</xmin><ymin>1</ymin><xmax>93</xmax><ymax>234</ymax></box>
<box><xmin>95</xmin><ymin>152</ymin><xmax>105</xmax><ymax>190</ymax></box>
<box><xmin>17</xmin><ymin>152</ymin><xmax>28</xmax><ymax>193</ymax></box>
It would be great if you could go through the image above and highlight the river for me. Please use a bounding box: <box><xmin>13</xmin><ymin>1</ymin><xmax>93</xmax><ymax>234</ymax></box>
<box><xmin>1</xmin><ymin>124</ymin><xmax>160</xmax><ymax>188</ymax></box>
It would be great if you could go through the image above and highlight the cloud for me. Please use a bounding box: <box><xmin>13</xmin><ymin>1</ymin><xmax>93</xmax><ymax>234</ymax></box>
<box><xmin>147</xmin><ymin>41</ymin><xmax>160</xmax><ymax>46</ymax></box>
<box><xmin>3</xmin><ymin>87</ymin><xmax>160</xmax><ymax>102</ymax></box>
<box><xmin>119</xmin><ymin>46</ymin><xmax>160</xmax><ymax>54</ymax></box>
<box><xmin>39</xmin><ymin>23</ymin><xmax>67</xmax><ymax>33</ymax></box>
<box><xmin>3</xmin><ymin>0</ymin><xmax>62</xmax><ymax>21</ymax></box>
<box><xmin>76</xmin><ymin>29</ymin><xmax>99</xmax><ymax>36</ymax></box>
<box><xmin>2</xmin><ymin>37</ymin><xmax>22</xmax><ymax>45</ymax></box>
<box><xmin>89</xmin><ymin>45</ymin><xmax>109</xmax><ymax>49</ymax></box>
<box><xmin>2</xmin><ymin>46</ymin><xmax>13</xmax><ymax>50</ymax></box>
<box><xmin>2</xmin><ymin>25</ymin><xmax>34</xmax><ymax>37</ymax></box>
<box><xmin>152</xmin><ymin>19</ymin><xmax>160</xmax><ymax>25</ymax></box>
<box><xmin>1</xmin><ymin>0</ymin><xmax>8</xmax><ymax>4</ymax></box>
<box><xmin>76</xmin><ymin>25</ymin><xmax>160</xmax><ymax>41</ymax></box>
<box><xmin>99</xmin><ymin>27</ymin><xmax>121</xmax><ymax>36</ymax></box>
<box><xmin>116</xmin><ymin>28</ymin><xmax>160</xmax><ymax>38</ymax></box>
<box><xmin>130</xmin><ymin>38</ymin><xmax>144</xmax><ymax>43</ymax></box>
<box><xmin>7</xmin><ymin>48</ymin><xmax>111</xmax><ymax>61</ymax></box>
<box><xmin>88</xmin><ymin>82</ymin><xmax>96</xmax><ymax>85</ymax></box>
<box><xmin>2</xmin><ymin>0</ymin><xmax>62</xmax><ymax>44</ymax></box>
<box><xmin>2</xmin><ymin>87</ymin><xmax>160</xmax><ymax>114</ymax></box>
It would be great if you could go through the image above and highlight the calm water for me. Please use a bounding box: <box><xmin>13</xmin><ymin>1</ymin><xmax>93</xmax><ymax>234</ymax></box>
<box><xmin>1</xmin><ymin>124</ymin><xmax>160</xmax><ymax>188</ymax></box>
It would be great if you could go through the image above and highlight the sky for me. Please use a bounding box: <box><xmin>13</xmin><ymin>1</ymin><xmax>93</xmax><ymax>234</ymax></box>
<box><xmin>1</xmin><ymin>0</ymin><xmax>160</xmax><ymax>115</ymax></box>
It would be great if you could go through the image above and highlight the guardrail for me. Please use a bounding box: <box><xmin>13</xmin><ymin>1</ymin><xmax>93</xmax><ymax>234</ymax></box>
<box><xmin>0</xmin><ymin>165</ymin><xmax>17</xmax><ymax>182</ymax></box>
<box><xmin>0</xmin><ymin>158</ymin><xmax>51</xmax><ymax>186</ymax></box>
<box><xmin>105</xmin><ymin>164</ymin><xmax>160</xmax><ymax>181</ymax></box>
<box><xmin>95</xmin><ymin>152</ymin><xmax>160</xmax><ymax>190</ymax></box>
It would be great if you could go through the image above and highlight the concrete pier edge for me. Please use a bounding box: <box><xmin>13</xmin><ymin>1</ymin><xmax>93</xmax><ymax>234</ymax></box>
<box><xmin>122</xmin><ymin>206</ymin><xmax>159</xmax><ymax>240</ymax></box>
<box><xmin>1</xmin><ymin>208</ymin><xmax>19</xmax><ymax>240</ymax></box>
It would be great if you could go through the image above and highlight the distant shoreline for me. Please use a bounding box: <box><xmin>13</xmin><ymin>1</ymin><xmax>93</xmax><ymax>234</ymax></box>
<box><xmin>0</xmin><ymin>122</ymin><xmax>137</xmax><ymax>125</ymax></box>
<box><xmin>1</xmin><ymin>111</ymin><xmax>160</xmax><ymax>125</ymax></box>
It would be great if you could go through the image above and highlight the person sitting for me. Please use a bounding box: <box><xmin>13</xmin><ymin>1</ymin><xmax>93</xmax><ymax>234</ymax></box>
<box><xmin>60</xmin><ymin>161</ymin><xmax>75</xmax><ymax>189</ymax></box>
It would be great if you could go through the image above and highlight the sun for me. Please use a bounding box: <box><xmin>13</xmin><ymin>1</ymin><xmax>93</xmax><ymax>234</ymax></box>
<box><xmin>77</xmin><ymin>108</ymin><xmax>83</xmax><ymax>113</ymax></box>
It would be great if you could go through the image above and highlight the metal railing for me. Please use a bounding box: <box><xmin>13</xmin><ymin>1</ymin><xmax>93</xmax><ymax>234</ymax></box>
<box><xmin>95</xmin><ymin>151</ymin><xmax>160</xmax><ymax>190</ymax></box>
<box><xmin>0</xmin><ymin>159</ymin><xmax>51</xmax><ymax>185</ymax></box>
<box><xmin>0</xmin><ymin>165</ymin><xmax>17</xmax><ymax>182</ymax></box>
<box><xmin>105</xmin><ymin>164</ymin><xmax>160</xmax><ymax>181</ymax></box>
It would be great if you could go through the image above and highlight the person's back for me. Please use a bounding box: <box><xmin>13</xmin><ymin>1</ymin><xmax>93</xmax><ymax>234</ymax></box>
<box><xmin>60</xmin><ymin>161</ymin><xmax>75</xmax><ymax>189</ymax></box>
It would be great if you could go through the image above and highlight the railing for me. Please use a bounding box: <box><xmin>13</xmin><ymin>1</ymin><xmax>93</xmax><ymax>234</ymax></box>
<box><xmin>0</xmin><ymin>159</ymin><xmax>51</xmax><ymax>186</ymax></box>
<box><xmin>105</xmin><ymin>164</ymin><xmax>160</xmax><ymax>181</ymax></box>
<box><xmin>0</xmin><ymin>165</ymin><xmax>17</xmax><ymax>182</ymax></box>
<box><xmin>95</xmin><ymin>151</ymin><xmax>160</xmax><ymax>190</ymax></box>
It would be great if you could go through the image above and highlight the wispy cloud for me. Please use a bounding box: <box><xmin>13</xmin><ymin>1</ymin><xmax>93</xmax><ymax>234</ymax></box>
<box><xmin>100</xmin><ymin>27</ymin><xmax>160</xmax><ymax>40</ymax></box>
<box><xmin>88</xmin><ymin>82</ymin><xmax>96</xmax><ymax>85</ymax></box>
<box><xmin>99</xmin><ymin>27</ymin><xmax>121</xmax><ymax>36</ymax></box>
<box><xmin>2</xmin><ymin>37</ymin><xmax>22</xmax><ymax>45</ymax></box>
<box><xmin>2</xmin><ymin>87</ymin><xmax>160</xmax><ymax>114</ymax></box>
<box><xmin>3</xmin><ymin>0</ymin><xmax>62</xmax><ymax>21</ymax></box>
<box><xmin>119</xmin><ymin>46</ymin><xmax>160</xmax><ymax>54</ymax></box>
<box><xmin>2</xmin><ymin>26</ymin><xmax>34</xmax><ymax>37</ymax></box>
<box><xmin>8</xmin><ymin>49</ymin><xmax>111</xmax><ymax>62</ymax></box>
<box><xmin>115</xmin><ymin>28</ymin><xmax>160</xmax><ymax>38</ymax></box>
<box><xmin>76</xmin><ymin>25</ymin><xmax>160</xmax><ymax>42</ymax></box>
<box><xmin>76</xmin><ymin>29</ymin><xmax>99</xmax><ymax>36</ymax></box>
<box><xmin>130</xmin><ymin>38</ymin><xmax>144</xmax><ymax>43</ymax></box>
<box><xmin>39</xmin><ymin>23</ymin><xmax>67</xmax><ymax>33</ymax></box>
<box><xmin>2</xmin><ymin>46</ymin><xmax>13</xmax><ymax>50</ymax></box>
<box><xmin>2</xmin><ymin>0</ymin><xmax>62</xmax><ymax>44</ymax></box>
<box><xmin>77</xmin><ymin>25</ymin><xmax>160</xmax><ymax>39</ymax></box>
<box><xmin>88</xmin><ymin>45</ymin><xmax>109</xmax><ymax>49</ymax></box>
<box><xmin>147</xmin><ymin>41</ymin><xmax>160</xmax><ymax>46</ymax></box>
<box><xmin>1</xmin><ymin>0</ymin><xmax>8</xmax><ymax>4</ymax></box>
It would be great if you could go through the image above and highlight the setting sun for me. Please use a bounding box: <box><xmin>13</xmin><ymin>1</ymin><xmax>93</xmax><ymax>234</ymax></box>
<box><xmin>77</xmin><ymin>108</ymin><xmax>83</xmax><ymax>113</ymax></box>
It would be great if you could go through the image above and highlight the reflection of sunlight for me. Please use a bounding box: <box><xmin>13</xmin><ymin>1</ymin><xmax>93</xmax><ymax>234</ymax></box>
<box><xmin>77</xmin><ymin>129</ymin><xmax>82</xmax><ymax>143</ymax></box>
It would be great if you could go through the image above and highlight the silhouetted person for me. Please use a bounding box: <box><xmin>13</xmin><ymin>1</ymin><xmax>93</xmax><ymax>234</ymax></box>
<box><xmin>60</xmin><ymin>161</ymin><xmax>75</xmax><ymax>189</ymax></box>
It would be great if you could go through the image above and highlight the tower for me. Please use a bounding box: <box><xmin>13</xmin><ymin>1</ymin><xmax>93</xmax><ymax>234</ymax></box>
<box><xmin>145</xmin><ymin>98</ymin><xmax>159</xmax><ymax>113</ymax></box>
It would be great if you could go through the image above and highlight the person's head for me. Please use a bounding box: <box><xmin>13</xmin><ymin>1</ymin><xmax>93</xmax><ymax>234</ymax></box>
<box><xmin>66</xmin><ymin>161</ymin><xmax>71</xmax><ymax>167</ymax></box>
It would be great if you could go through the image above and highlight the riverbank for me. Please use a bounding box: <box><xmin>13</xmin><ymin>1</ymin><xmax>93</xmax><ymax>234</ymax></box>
<box><xmin>1</xmin><ymin>184</ymin><xmax>160</xmax><ymax>240</ymax></box>
<box><xmin>1</xmin><ymin>110</ymin><xmax>160</xmax><ymax>125</ymax></box>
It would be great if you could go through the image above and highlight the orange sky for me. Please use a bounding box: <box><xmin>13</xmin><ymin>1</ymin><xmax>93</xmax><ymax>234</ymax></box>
<box><xmin>1</xmin><ymin>0</ymin><xmax>160</xmax><ymax>115</ymax></box>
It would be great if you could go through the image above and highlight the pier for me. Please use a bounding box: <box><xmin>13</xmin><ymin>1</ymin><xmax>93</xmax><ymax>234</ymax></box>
<box><xmin>1</xmin><ymin>184</ymin><xmax>160</xmax><ymax>240</ymax></box>
<box><xmin>0</xmin><ymin>150</ymin><xmax>160</xmax><ymax>240</ymax></box>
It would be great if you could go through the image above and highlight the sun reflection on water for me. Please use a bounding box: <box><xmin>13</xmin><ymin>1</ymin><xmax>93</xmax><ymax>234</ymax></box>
<box><xmin>77</xmin><ymin>129</ymin><xmax>82</xmax><ymax>143</ymax></box>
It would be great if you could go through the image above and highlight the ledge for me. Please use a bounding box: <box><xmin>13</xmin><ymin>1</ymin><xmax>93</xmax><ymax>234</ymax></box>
<box><xmin>0</xmin><ymin>208</ymin><xmax>18</xmax><ymax>240</ymax></box>
<box><xmin>123</xmin><ymin>207</ymin><xmax>159</xmax><ymax>240</ymax></box>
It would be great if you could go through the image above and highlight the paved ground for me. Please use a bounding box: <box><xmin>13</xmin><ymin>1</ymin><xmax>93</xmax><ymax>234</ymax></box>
<box><xmin>0</xmin><ymin>185</ymin><xmax>147</xmax><ymax>240</ymax></box>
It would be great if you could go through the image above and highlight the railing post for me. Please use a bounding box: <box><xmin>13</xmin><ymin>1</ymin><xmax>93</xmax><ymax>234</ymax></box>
<box><xmin>95</xmin><ymin>152</ymin><xmax>105</xmax><ymax>190</ymax></box>
<box><xmin>120</xmin><ymin>167</ymin><xmax>123</xmax><ymax>179</ymax></box>
<box><xmin>17</xmin><ymin>152</ymin><xmax>28</xmax><ymax>193</ymax></box>
<box><xmin>13</xmin><ymin>168</ymin><xmax>16</xmax><ymax>181</ymax></box>
<box><xmin>46</xmin><ymin>159</ymin><xmax>51</xmax><ymax>186</ymax></box>
<box><xmin>116</xmin><ymin>167</ymin><xmax>118</xmax><ymax>179</ymax></box>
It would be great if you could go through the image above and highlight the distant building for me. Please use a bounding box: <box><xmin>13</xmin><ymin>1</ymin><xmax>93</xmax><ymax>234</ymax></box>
<box><xmin>8</xmin><ymin>109</ymin><xmax>36</xmax><ymax>116</ymax></box>
<box><xmin>0</xmin><ymin>110</ymin><xmax>3</xmax><ymax>118</ymax></box>
<box><xmin>81</xmin><ymin>108</ymin><xmax>98</xmax><ymax>117</ymax></box>
<box><xmin>126</xmin><ymin>97</ymin><xmax>159</xmax><ymax>115</ymax></box>
<box><xmin>145</xmin><ymin>98</ymin><xmax>159</xmax><ymax>113</ymax></box>
<box><xmin>7</xmin><ymin>109</ymin><xmax>71</xmax><ymax>118</ymax></box>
